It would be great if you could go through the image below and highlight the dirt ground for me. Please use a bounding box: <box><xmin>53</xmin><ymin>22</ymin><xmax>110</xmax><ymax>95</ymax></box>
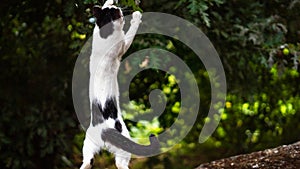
<box><xmin>196</xmin><ymin>141</ymin><xmax>300</xmax><ymax>169</ymax></box>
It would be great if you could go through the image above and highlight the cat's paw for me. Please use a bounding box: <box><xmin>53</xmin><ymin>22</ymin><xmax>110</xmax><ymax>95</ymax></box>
<box><xmin>132</xmin><ymin>11</ymin><xmax>142</xmax><ymax>20</ymax></box>
<box><xmin>131</xmin><ymin>11</ymin><xmax>142</xmax><ymax>25</ymax></box>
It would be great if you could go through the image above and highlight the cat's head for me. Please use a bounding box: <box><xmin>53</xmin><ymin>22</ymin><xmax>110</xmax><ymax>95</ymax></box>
<box><xmin>93</xmin><ymin>0</ymin><xmax>124</xmax><ymax>39</ymax></box>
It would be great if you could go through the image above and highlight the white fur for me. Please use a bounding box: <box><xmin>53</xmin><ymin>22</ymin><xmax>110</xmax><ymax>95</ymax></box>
<box><xmin>80</xmin><ymin>1</ymin><xmax>142</xmax><ymax>169</ymax></box>
<box><xmin>103</xmin><ymin>0</ymin><xmax>114</xmax><ymax>8</ymax></box>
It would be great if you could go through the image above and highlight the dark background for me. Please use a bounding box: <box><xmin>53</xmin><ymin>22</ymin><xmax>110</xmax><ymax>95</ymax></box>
<box><xmin>1</xmin><ymin>0</ymin><xmax>300</xmax><ymax>168</ymax></box>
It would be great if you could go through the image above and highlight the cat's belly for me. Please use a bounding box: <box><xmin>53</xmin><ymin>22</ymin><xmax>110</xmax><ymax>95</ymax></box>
<box><xmin>85</xmin><ymin>123</ymin><xmax>107</xmax><ymax>147</ymax></box>
<box><xmin>89</xmin><ymin>74</ymin><xmax>119</xmax><ymax>105</ymax></box>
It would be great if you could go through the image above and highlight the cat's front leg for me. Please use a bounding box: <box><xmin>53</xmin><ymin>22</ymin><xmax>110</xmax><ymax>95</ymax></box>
<box><xmin>131</xmin><ymin>11</ymin><xmax>142</xmax><ymax>25</ymax></box>
<box><xmin>122</xmin><ymin>11</ymin><xmax>142</xmax><ymax>54</ymax></box>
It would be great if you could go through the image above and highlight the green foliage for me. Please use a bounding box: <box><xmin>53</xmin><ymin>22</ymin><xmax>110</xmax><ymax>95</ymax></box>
<box><xmin>1</xmin><ymin>0</ymin><xmax>300</xmax><ymax>168</ymax></box>
<box><xmin>0</xmin><ymin>0</ymin><xmax>88</xmax><ymax>168</ymax></box>
<box><xmin>176</xmin><ymin>0</ymin><xmax>225</xmax><ymax>27</ymax></box>
<box><xmin>214</xmin><ymin>69</ymin><xmax>300</xmax><ymax>152</ymax></box>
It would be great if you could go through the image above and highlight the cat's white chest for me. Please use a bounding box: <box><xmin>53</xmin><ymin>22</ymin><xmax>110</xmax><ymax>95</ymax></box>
<box><xmin>89</xmin><ymin>26</ymin><xmax>125</xmax><ymax>105</ymax></box>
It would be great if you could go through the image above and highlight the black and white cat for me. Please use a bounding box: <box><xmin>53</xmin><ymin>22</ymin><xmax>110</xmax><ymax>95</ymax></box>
<box><xmin>80</xmin><ymin>0</ymin><xmax>159</xmax><ymax>169</ymax></box>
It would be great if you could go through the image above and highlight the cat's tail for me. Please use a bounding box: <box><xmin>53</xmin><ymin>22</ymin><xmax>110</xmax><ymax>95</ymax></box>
<box><xmin>101</xmin><ymin>128</ymin><xmax>160</xmax><ymax>156</ymax></box>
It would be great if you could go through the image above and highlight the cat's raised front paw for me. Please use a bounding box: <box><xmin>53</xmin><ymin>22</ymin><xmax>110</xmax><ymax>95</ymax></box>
<box><xmin>132</xmin><ymin>11</ymin><xmax>142</xmax><ymax>21</ymax></box>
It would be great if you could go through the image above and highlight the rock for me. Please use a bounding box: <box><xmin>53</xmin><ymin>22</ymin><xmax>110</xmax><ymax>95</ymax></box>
<box><xmin>196</xmin><ymin>141</ymin><xmax>300</xmax><ymax>169</ymax></box>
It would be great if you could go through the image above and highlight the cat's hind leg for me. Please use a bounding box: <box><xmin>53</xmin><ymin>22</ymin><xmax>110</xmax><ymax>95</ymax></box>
<box><xmin>114</xmin><ymin>126</ymin><xmax>131</xmax><ymax>169</ymax></box>
<box><xmin>115</xmin><ymin>151</ymin><xmax>131</xmax><ymax>169</ymax></box>
<box><xmin>80</xmin><ymin>135</ymin><xmax>100</xmax><ymax>169</ymax></box>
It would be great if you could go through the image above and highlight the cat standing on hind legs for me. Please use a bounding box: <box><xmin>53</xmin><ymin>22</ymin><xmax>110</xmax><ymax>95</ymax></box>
<box><xmin>80</xmin><ymin>0</ymin><xmax>143</xmax><ymax>169</ymax></box>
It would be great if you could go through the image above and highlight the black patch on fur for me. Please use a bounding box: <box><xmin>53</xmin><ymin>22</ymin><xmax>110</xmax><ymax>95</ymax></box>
<box><xmin>92</xmin><ymin>100</ymin><xmax>104</xmax><ymax>126</ymax></box>
<box><xmin>91</xmin><ymin>97</ymin><xmax>118</xmax><ymax>126</ymax></box>
<box><xmin>93</xmin><ymin>6</ymin><xmax>122</xmax><ymax>38</ymax></box>
<box><xmin>115</xmin><ymin>120</ymin><xmax>122</xmax><ymax>133</ymax></box>
<box><xmin>90</xmin><ymin>158</ymin><xmax>94</xmax><ymax>165</ymax></box>
<box><xmin>102</xmin><ymin>97</ymin><xmax>118</xmax><ymax>120</ymax></box>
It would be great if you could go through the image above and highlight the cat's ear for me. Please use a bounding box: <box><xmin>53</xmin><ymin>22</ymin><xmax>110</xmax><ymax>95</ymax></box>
<box><xmin>103</xmin><ymin>0</ymin><xmax>114</xmax><ymax>8</ymax></box>
<box><xmin>93</xmin><ymin>5</ymin><xmax>102</xmax><ymax>19</ymax></box>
